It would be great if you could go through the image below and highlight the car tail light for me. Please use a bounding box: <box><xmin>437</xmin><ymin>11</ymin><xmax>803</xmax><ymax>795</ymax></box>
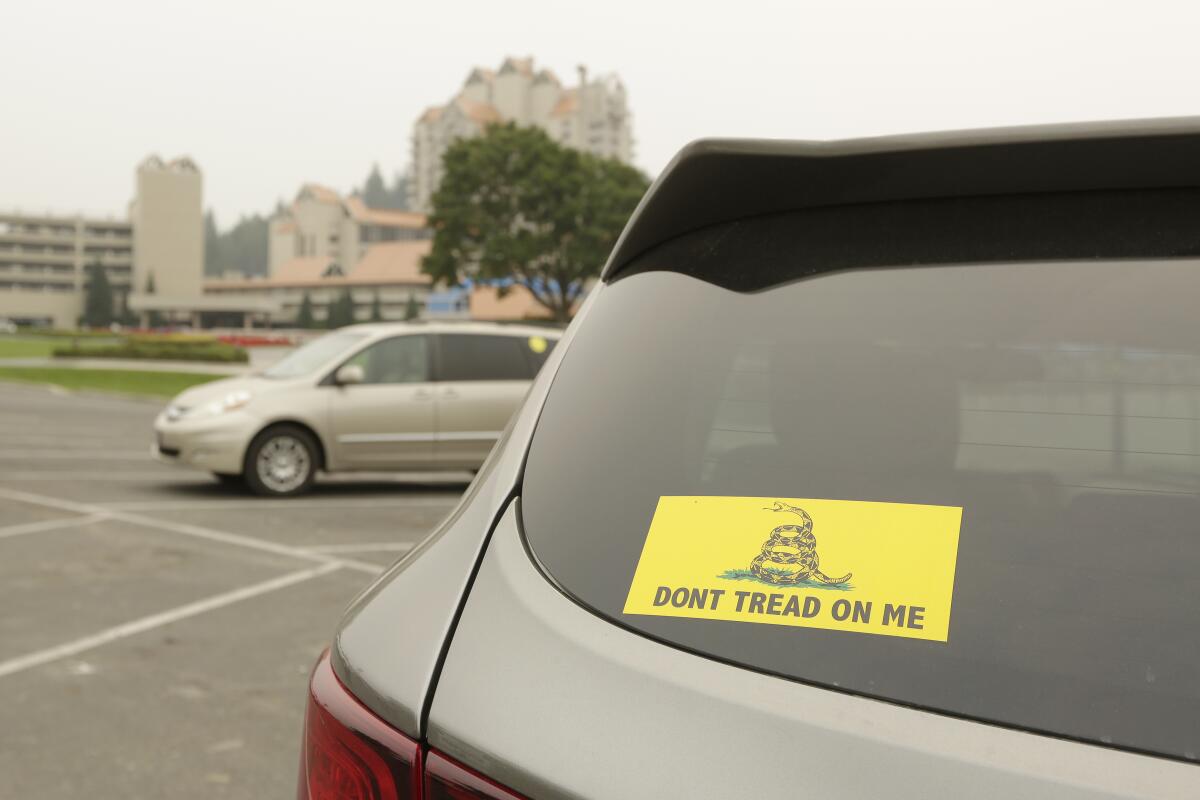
<box><xmin>300</xmin><ymin>650</ymin><xmax>423</xmax><ymax>799</ymax></box>
<box><xmin>299</xmin><ymin>651</ymin><xmax>527</xmax><ymax>800</ymax></box>
<box><xmin>423</xmin><ymin>751</ymin><xmax>527</xmax><ymax>800</ymax></box>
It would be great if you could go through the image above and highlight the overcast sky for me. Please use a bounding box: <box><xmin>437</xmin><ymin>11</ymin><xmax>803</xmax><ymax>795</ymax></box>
<box><xmin>3</xmin><ymin>0</ymin><xmax>1199</xmax><ymax>224</ymax></box>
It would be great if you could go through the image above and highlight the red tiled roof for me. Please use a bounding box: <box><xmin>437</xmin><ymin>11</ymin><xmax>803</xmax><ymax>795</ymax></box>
<box><xmin>343</xmin><ymin>196</ymin><xmax>426</xmax><ymax>229</ymax></box>
<box><xmin>347</xmin><ymin>241</ymin><xmax>431</xmax><ymax>285</ymax></box>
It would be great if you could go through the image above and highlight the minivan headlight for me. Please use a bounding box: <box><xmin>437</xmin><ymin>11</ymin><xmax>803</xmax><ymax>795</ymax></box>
<box><xmin>203</xmin><ymin>390</ymin><xmax>253</xmax><ymax>416</ymax></box>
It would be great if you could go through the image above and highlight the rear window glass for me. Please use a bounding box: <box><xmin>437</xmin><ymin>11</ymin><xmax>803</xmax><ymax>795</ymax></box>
<box><xmin>522</xmin><ymin>243</ymin><xmax>1200</xmax><ymax>762</ymax></box>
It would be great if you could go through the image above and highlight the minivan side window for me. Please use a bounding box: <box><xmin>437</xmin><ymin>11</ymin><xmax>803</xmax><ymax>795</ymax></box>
<box><xmin>437</xmin><ymin>334</ymin><xmax>532</xmax><ymax>381</ymax></box>
<box><xmin>342</xmin><ymin>335</ymin><xmax>430</xmax><ymax>384</ymax></box>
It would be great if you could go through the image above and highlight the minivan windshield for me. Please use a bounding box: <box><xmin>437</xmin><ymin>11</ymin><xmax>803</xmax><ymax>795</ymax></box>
<box><xmin>262</xmin><ymin>331</ymin><xmax>368</xmax><ymax>379</ymax></box>
<box><xmin>522</xmin><ymin>220</ymin><xmax>1200</xmax><ymax>763</ymax></box>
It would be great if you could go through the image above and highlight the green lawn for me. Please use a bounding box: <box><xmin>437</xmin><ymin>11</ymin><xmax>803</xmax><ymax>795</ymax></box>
<box><xmin>0</xmin><ymin>337</ymin><xmax>58</xmax><ymax>358</ymax></box>
<box><xmin>0</xmin><ymin>367</ymin><xmax>227</xmax><ymax>398</ymax></box>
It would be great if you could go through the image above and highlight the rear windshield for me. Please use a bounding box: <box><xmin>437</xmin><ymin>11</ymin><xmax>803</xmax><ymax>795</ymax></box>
<box><xmin>522</xmin><ymin>225</ymin><xmax>1200</xmax><ymax>762</ymax></box>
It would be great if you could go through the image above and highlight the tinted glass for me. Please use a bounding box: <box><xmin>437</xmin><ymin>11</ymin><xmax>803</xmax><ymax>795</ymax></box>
<box><xmin>263</xmin><ymin>331</ymin><xmax>367</xmax><ymax>378</ymax></box>
<box><xmin>437</xmin><ymin>334</ymin><xmax>531</xmax><ymax>381</ymax></box>
<box><xmin>344</xmin><ymin>335</ymin><xmax>429</xmax><ymax>384</ymax></box>
<box><xmin>522</xmin><ymin>260</ymin><xmax>1200</xmax><ymax>763</ymax></box>
<box><xmin>522</xmin><ymin>334</ymin><xmax>557</xmax><ymax>375</ymax></box>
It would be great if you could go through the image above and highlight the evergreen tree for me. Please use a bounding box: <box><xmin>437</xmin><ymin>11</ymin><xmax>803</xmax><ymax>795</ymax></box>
<box><xmin>205</xmin><ymin>208</ymin><xmax>271</xmax><ymax>277</ymax></box>
<box><xmin>362</xmin><ymin>164</ymin><xmax>389</xmax><ymax>209</ymax></box>
<box><xmin>370</xmin><ymin>291</ymin><xmax>384</xmax><ymax>322</ymax></box>
<box><xmin>326</xmin><ymin>288</ymin><xmax>356</xmax><ymax>329</ymax></box>
<box><xmin>387</xmin><ymin>172</ymin><xmax>410</xmax><ymax>210</ymax></box>
<box><xmin>404</xmin><ymin>293</ymin><xmax>421</xmax><ymax>321</ymax></box>
<box><xmin>82</xmin><ymin>261</ymin><xmax>115</xmax><ymax>328</ymax></box>
<box><xmin>144</xmin><ymin>272</ymin><xmax>164</xmax><ymax>328</ymax></box>
<box><xmin>296</xmin><ymin>292</ymin><xmax>315</xmax><ymax>329</ymax></box>
<box><xmin>203</xmin><ymin>211</ymin><xmax>222</xmax><ymax>273</ymax></box>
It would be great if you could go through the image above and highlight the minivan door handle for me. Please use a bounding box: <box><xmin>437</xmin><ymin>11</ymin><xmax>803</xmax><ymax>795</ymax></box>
<box><xmin>440</xmin><ymin>388</ymin><xmax>459</xmax><ymax>399</ymax></box>
<box><xmin>413</xmin><ymin>388</ymin><xmax>433</xmax><ymax>401</ymax></box>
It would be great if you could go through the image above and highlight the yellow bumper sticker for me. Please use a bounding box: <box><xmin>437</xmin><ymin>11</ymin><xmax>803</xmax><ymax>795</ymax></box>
<box><xmin>623</xmin><ymin>496</ymin><xmax>962</xmax><ymax>642</ymax></box>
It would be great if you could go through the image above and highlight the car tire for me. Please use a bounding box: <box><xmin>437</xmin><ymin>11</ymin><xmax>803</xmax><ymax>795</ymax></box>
<box><xmin>243</xmin><ymin>425</ymin><xmax>319</xmax><ymax>498</ymax></box>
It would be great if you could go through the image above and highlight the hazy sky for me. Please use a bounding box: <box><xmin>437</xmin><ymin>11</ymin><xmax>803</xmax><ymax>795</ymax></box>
<box><xmin>4</xmin><ymin>0</ymin><xmax>1200</xmax><ymax>224</ymax></box>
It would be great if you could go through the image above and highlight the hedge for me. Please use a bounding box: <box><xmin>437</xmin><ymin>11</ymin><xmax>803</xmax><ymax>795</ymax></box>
<box><xmin>52</xmin><ymin>340</ymin><xmax>249</xmax><ymax>363</ymax></box>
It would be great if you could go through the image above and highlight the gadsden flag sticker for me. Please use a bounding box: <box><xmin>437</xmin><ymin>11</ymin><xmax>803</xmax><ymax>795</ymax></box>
<box><xmin>623</xmin><ymin>496</ymin><xmax>963</xmax><ymax>642</ymax></box>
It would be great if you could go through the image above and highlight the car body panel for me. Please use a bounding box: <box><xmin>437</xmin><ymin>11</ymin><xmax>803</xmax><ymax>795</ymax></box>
<box><xmin>427</xmin><ymin>502</ymin><xmax>1197</xmax><ymax>800</ymax></box>
<box><xmin>433</xmin><ymin>379</ymin><xmax>527</xmax><ymax>467</ymax></box>
<box><xmin>153</xmin><ymin>374</ymin><xmax>320</xmax><ymax>474</ymax></box>
<box><xmin>329</xmin><ymin>297</ymin><xmax>594</xmax><ymax>736</ymax></box>
<box><xmin>601</xmin><ymin>117</ymin><xmax>1200</xmax><ymax>279</ymax></box>
<box><xmin>329</xmin><ymin>381</ymin><xmax>437</xmax><ymax>468</ymax></box>
<box><xmin>320</xmin><ymin>121</ymin><xmax>1200</xmax><ymax>797</ymax></box>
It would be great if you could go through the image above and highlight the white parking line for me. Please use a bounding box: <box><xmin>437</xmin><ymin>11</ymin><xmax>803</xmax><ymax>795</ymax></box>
<box><xmin>0</xmin><ymin>450</ymin><xmax>150</xmax><ymax>460</ymax></box>
<box><xmin>308</xmin><ymin>542</ymin><xmax>416</xmax><ymax>554</ymax></box>
<box><xmin>0</xmin><ymin>562</ymin><xmax>342</xmax><ymax>680</ymax></box>
<box><xmin>0</xmin><ymin>471</ymin><xmax>184</xmax><ymax>481</ymax></box>
<box><xmin>0</xmin><ymin>513</ymin><xmax>110</xmax><ymax>541</ymax></box>
<box><xmin>0</xmin><ymin>487</ymin><xmax>384</xmax><ymax>577</ymax></box>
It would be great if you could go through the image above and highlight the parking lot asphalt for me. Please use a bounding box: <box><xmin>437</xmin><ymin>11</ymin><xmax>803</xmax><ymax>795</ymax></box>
<box><xmin>0</xmin><ymin>382</ymin><xmax>469</xmax><ymax>799</ymax></box>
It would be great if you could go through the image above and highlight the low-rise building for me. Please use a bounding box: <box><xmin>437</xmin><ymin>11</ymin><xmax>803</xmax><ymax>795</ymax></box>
<box><xmin>0</xmin><ymin>210</ymin><xmax>133</xmax><ymax>327</ymax></box>
<box><xmin>205</xmin><ymin>240</ymin><xmax>435</xmax><ymax>326</ymax></box>
<box><xmin>269</xmin><ymin>184</ymin><xmax>429</xmax><ymax>274</ymax></box>
<box><xmin>1</xmin><ymin>155</ymin><xmax>272</xmax><ymax>328</ymax></box>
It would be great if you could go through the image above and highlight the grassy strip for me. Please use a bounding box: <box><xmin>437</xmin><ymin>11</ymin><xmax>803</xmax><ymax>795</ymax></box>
<box><xmin>0</xmin><ymin>337</ymin><xmax>59</xmax><ymax>358</ymax></box>
<box><xmin>0</xmin><ymin>367</ymin><xmax>227</xmax><ymax>398</ymax></box>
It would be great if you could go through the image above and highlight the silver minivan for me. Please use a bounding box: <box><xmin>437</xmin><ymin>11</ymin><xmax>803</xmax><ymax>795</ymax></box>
<box><xmin>153</xmin><ymin>322</ymin><xmax>558</xmax><ymax>496</ymax></box>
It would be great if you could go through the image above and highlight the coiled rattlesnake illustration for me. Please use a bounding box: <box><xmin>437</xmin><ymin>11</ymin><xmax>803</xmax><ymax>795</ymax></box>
<box><xmin>749</xmin><ymin>501</ymin><xmax>852</xmax><ymax>586</ymax></box>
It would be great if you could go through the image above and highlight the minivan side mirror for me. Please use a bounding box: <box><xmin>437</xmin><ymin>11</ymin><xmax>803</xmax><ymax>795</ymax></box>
<box><xmin>334</xmin><ymin>364</ymin><xmax>365</xmax><ymax>386</ymax></box>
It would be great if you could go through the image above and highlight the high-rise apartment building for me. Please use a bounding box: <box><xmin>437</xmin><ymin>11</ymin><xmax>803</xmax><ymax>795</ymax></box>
<box><xmin>410</xmin><ymin>57</ymin><xmax>634</xmax><ymax>212</ymax></box>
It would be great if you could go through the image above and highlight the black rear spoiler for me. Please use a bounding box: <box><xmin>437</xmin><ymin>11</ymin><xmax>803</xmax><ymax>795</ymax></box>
<box><xmin>602</xmin><ymin>117</ymin><xmax>1200</xmax><ymax>281</ymax></box>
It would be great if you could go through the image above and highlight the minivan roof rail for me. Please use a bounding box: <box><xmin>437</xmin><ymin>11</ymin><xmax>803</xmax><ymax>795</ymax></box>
<box><xmin>602</xmin><ymin>117</ymin><xmax>1200</xmax><ymax>280</ymax></box>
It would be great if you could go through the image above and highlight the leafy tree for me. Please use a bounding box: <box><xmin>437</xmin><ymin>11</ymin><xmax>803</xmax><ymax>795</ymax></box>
<box><xmin>404</xmin><ymin>293</ymin><xmax>421</xmax><ymax>321</ymax></box>
<box><xmin>423</xmin><ymin>123</ymin><xmax>648</xmax><ymax>322</ymax></box>
<box><xmin>82</xmin><ymin>261</ymin><xmax>115</xmax><ymax>328</ymax></box>
<box><xmin>370</xmin><ymin>291</ymin><xmax>384</xmax><ymax>322</ymax></box>
<box><xmin>296</xmin><ymin>292</ymin><xmax>315</xmax><ymax>329</ymax></box>
<box><xmin>326</xmin><ymin>288</ymin><xmax>356</xmax><ymax>329</ymax></box>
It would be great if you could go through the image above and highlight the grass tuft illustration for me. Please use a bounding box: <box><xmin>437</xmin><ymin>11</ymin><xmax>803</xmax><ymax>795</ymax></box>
<box><xmin>717</xmin><ymin>568</ymin><xmax>854</xmax><ymax>591</ymax></box>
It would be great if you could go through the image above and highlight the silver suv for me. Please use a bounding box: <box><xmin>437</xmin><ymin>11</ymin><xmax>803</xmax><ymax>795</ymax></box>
<box><xmin>153</xmin><ymin>322</ymin><xmax>558</xmax><ymax>496</ymax></box>
<box><xmin>298</xmin><ymin>120</ymin><xmax>1200</xmax><ymax>799</ymax></box>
